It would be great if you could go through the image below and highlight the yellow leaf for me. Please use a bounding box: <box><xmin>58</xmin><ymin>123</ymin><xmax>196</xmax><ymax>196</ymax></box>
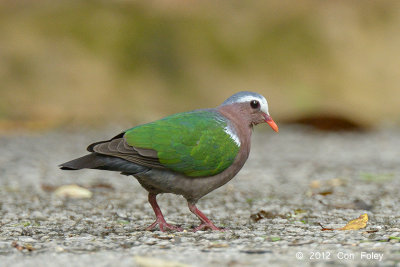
<box><xmin>339</xmin><ymin>214</ymin><xmax>368</xmax><ymax>230</ymax></box>
<box><xmin>134</xmin><ymin>256</ymin><xmax>191</xmax><ymax>267</ymax></box>
<box><xmin>310</xmin><ymin>180</ymin><xmax>321</xmax><ymax>189</ymax></box>
<box><xmin>54</xmin><ymin>184</ymin><xmax>92</xmax><ymax>199</ymax></box>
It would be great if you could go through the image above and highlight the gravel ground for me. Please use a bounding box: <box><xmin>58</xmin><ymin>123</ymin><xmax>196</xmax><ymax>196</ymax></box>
<box><xmin>1</xmin><ymin>125</ymin><xmax>400</xmax><ymax>266</ymax></box>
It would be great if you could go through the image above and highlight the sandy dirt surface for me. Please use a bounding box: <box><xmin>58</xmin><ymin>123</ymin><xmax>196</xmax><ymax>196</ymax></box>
<box><xmin>1</xmin><ymin>126</ymin><xmax>400</xmax><ymax>266</ymax></box>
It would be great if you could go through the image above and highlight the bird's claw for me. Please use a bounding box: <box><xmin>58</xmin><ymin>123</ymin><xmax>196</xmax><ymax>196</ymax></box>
<box><xmin>146</xmin><ymin>219</ymin><xmax>183</xmax><ymax>232</ymax></box>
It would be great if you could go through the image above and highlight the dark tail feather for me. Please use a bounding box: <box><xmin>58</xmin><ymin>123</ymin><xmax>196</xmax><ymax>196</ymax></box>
<box><xmin>59</xmin><ymin>153</ymin><xmax>150</xmax><ymax>174</ymax></box>
<box><xmin>60</xmin><ymin>153</ymin><xmax>104</xmax><ymax>170</ymax></box>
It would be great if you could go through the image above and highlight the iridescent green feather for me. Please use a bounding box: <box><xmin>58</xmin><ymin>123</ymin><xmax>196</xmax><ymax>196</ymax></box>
<box><xmin>124</xmin><ymin>110</ymin><xmax>240</xmax><ymax>177</ymax></box>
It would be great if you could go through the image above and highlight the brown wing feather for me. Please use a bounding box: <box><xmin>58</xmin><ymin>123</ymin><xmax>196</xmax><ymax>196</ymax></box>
<box><xmin>108</xmin><ymin>138</ymin><xmax>120</xmax><ymax>151</ymax></box>
<box><xmin>90</xmin><ymin>137</ymin><xmax>165</xmax><ymax>169</ymax></box>
<box><xmin>87</xmin><ymin>132</ymin><xmax>125</xmax><ymax>152</ymax></box>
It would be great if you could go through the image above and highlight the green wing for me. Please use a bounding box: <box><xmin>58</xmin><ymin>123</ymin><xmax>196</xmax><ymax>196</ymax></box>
<box><xmin>124</xmin><ymin>110</ymin><xmax>240</xmax><ymax>177</ymax></box>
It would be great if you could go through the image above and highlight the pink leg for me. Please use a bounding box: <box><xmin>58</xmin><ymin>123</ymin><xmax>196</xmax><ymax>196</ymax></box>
<box><xmin>146</xmin><ymin>194</ymin><xmax>182</xmax><ymax>232</ymax></box>
<box><xmin>188</xmin><ymin>203</ymin><xmax>224</xmax><ymax>232</ymax></box>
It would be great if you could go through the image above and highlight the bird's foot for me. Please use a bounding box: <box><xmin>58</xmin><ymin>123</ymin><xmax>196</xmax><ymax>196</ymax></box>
<box><xmin>192</xmin><ymin>222</ymin><xmax>226</xmax><ymax>232</ymax></box>
<box><xmin>146</xmin><ymin>218</ymin><xmax>183</xmax><ymax>232</ymax></box>
<box><xmin>146</xmin><ymin>193</ymin><xmax>183</xmax><ymax>232</ymax></box>
<box><xmin>188</xmin><ymin>202</ymin><xmax>226</xmax><ymax>232</ymax></box>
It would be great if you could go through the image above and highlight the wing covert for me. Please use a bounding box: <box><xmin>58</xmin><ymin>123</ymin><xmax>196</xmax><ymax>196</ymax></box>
<box><xmin>124</xmin><ymin>110</ymin><xmax>240</xmax><ymax>177</ymax></box>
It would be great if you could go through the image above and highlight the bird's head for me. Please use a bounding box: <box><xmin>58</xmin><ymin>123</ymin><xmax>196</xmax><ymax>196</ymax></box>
<box><xmin>220</xmin><ymin>91</ymin><xmax>279</xmax><ymax>132</ymax></box>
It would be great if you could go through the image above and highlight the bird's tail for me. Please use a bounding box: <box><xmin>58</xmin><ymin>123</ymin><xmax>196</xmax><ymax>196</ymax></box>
<box><xmin>59</xmin><ymin>153</ymin><xmax>104</xmax><ymax>170</ymax></box>
<box><xmin>59</xmin><ymin>153</ymin><xmax>150</xmax><ymax>174</ymax></box>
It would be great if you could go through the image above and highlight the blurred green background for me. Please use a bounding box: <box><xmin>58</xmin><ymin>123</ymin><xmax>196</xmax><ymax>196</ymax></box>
<box><xmin>1</xmin><ymin>0</ymin><xmax>399</xmax><ymax>131</ymax></box>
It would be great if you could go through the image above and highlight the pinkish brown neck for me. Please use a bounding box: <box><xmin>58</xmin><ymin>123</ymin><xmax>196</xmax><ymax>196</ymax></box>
<box><xmin>217</xmin><ymin>104</ymin><xmax>252</xmax><ymax>157</ymax></box>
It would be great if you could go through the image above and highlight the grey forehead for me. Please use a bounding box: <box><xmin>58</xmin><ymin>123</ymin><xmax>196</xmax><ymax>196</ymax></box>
<box><xmin>221</xmin><ymin>91</ymin><xmax>265</xmax><ymax>105</ymax></box>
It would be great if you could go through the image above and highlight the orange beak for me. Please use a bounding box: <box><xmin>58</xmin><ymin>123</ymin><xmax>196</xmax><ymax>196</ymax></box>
<box><xmin>263</xmin><ymin>114</ymin><xmax>279</xmax><ymax>132</ymax></box>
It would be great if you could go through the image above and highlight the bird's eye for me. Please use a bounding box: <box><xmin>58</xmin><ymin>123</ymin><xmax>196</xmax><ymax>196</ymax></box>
<box><xmin>250</xmin><ymin>100</ymin><xmax>260</xmax><ymax>109</ymax></box>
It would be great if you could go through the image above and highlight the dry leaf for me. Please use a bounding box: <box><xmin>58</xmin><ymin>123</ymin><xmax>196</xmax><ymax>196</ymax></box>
<box><xmin>318</xmin><ymin>191</ymin><xmax>333</xmax><ymax>196</ymax></box>
<box><xmin>309</xmin><ymin>178</ymin><xmax>346</xmax><ymax>196</ymax></box>
<box><xmin>89</xmin><ymin>183</ymin><xmax>114</xmax><ymax>190</ymax></box>
<box><xmin>134</xmin><ymin>256</ymin><xmax>191</xmax><ymax>267</ymax></box>
<box><xmin>285</xmin><ymin>115</ymin><xmax>365</xmax><ymax>132</ymax></box>
<box><xmin>328</xmin><ymin>178</ymin><xmax>346</xmax><ymax>187</ymax></box>
<box><xmin>320</xmin><ymin>214</ymin><xmax>368</xmax><ymax>231</ymax></box>
<box><xmin>208</xmin><ymin>242</ymin><xmax>229</xmax><ymax>248</ymax></box>
<box><xmin>54</xmin><ymin>184</ymin><xmax>92</xmax><ymax>199</ymax></box>
<box><xmin>12</xmin><ymin>241</ymin><xmax>35</xmax><ymax>251</ymax></box>
<box><xmin>250</xmin><ymin>210</ymin><xmax>286</xmax><ymax>222</ymax></box>
<box><xmin>310</xmin><ymin>180</ymin><xmax>321</xmax><ymax>189</ymax></box>
<box><xmin>339</xmin><ymin>214</ymin><xmax>368</xmax><ymax>230</ymax></box>
<box><xmin>41</xmin><ymin>184</ymin><xmax>57</xmax><ymax>192</ymax></box>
